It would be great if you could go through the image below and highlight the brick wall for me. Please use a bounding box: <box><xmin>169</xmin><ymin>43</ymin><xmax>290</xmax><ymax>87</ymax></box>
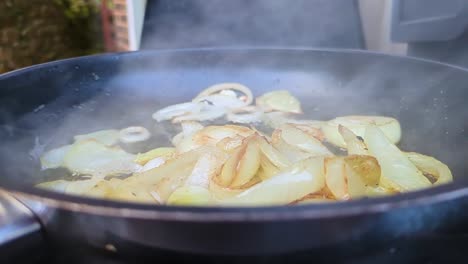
<box><xmin>112</xmin><ymin>0</ymin><xmax>130</xmax><ymax>51</ymax></box>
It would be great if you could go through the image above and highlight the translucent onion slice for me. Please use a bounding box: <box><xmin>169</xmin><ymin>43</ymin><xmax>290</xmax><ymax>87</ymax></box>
<box><xmin>173</xmin><ymin>122</ymin><xmax>205</xmax><ymax>153</ymax></box>
<box><xmin>63</xmin><ymin>140</ymin><xmax>139</xmax><ymax>177</ymax></box>
<box><xmin>343</xmin><ymin>155</ymin><xmax>381</xmax><ymax>187</ymax></box>
<box><xmin>134</xmin><ymin>147</ymin><xmax>175</xmax><ymax>165</ymax></box>
<box><xmin>152</xmin><ymin>102</ymin><xmax>202</xmax><ymax>122</ymax></box>
<box><xmin>262</xmin><ymin>111</ymin><xmax>324</xmax><ymax>130</ymax></box>
<box><xmin>365</xmin><ymin>126</ymin><xmax>431</xmax><ymax>191</ymax></box>
<box><xmin>104</xmin><ymin>178</ymin><xmax>159</xmax><ymax>203</ymax></box>
<box><xmin>215</xmin><ymin>135</ymin><xmax>245</xmax><ymax>153</ymax></box>
<box><xmin>167</xmin><ymin>186</ymin><xmax>214</xmax><ymax>206</ymax></box>
<box><xmin>338</xmin><ymin>125</ymin><xmax>369</xmax><ymax>155</ymax></box>
<box><xmin>154</xmin><ymin>147</ymin><xmax>225</xmax><ymax>201</ymax></box>
<box><xmin>40</xmin><ymin>145</ymin><xmax>71</xmax><ymax>170</ymax></box>
<box><xmin>172</xmin><ymin>105</ymin><xmax>226</xmax><ymax>123</ymax></box>
<box><xmin>229</xmin><ymin>137</ymin><xmax>261</xmax><ymax>188</ymax></box>
<box><xmin>36</xmin><ymin>180</ymin><xmax>70</xmax><ymax>192</ymax></box>
<box><xmin>37</xmin><ymin>178</ymin><xmax>102</xmax><ymax>195</ymax></box>
<box><xmin>365</xmin><ymin>185</ymin><xmax>397</xmax><ymax>197</ymax></box>
<box><xmin>208</xmin><ymin>182</ymin><xmax>244</xmax><ymax>200</ymax></box>
<box><xmin>257</xmin><ymin>136</ymin><xmax>290</xmax><ymax>169</ymax></box>
<box><xmin>404</xmin><ymin>152</ymin><xmax>453</xmax><ymax>185</ymax></box>
<box><xmin>323</xmin><ymin>116</ymin><xmax>401</xmax><ymax>148</ymax></box>
<box><xmin>65</xmin><ymin>178</ymin><xmax>102</xmax><ymax>195</ymax></box>
<box><xmin>257</xmin><ymin>136</ymin><xmax>291</xmax><ymax>180</ymax></box>
<box><xmin>185</xmin><ymin>151</ymin><xmax>228</xmax><ymax>189</ymax></box>
<box><xmin>272</xmin><ymin>137</ymin><xmax>315</xmax><ymax>163</ymax></box>
<box><xmin>134</xmin><ymin>147</ymin><xmax>205</xmax><ymax>188</ymax></box>
<box><xmin>74</xmin><ymin>129</ymin><xmax>120</xmax><ymax>146</ymax></box>
<box><xmin>324</xmin><ymin>157</ymin><xmax>366</xmax><ymax>200</ymax></box>
<box><xmin>277</xmin><ymin>124</ymin><xmax>332</xmax><ymax>156</ymax></box>
<box><xmin>194</xmin><ymin>94</ymin><xmax>247</xmax><ymax>110</ymax></box>
<box><xmin>256</xmin><ymin>90</ymin><xmax>302</xmax><ymax>114</ymax></box>
<box><xmin>137</xmin><ymin>157</ymin><xmax>166</xmax><ymax>172</ymax></box>
<box><xmin>193</xmin><ymin>83</ymin><xmax>253</xmax><ymax>107</ymax></box>
<box><xmin>220</xmin><ymin>158</ymin><xmax>325</xmax><ymax>206</ymax></box>
<box><xmin>191</xmin><ymin>125</ymin><xmax>255</xmax><ymax>148</ymax></box>
<box><xmin>217</xmin><ymin>136</ymin><xmax>261</xmax><ymax>188</ymax></box>
<box><xmin>288</xmin><ymin>123</ymin><xmax>325</xmax><ymax>141</ymax></box>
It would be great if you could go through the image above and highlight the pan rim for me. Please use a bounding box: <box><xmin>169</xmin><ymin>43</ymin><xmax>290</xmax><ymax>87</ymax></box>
<box><xmin>2</xmin><ymin>46</ymin><xmax>468</xmax><ymax>79</ymax></box>
<box><xmin>1</xmin><ymin>47</ymin><xmax>467</xmax><ymax>221</ymax></box>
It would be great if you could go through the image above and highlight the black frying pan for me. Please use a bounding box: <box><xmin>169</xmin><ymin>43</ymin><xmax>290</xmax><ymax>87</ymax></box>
<box><xmin>0</xmin><ymin>48</ymin><xmax>467</xmax><ymax>259</ymax></box>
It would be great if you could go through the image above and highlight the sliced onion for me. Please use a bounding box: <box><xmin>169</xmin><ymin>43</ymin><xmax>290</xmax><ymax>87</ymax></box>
<box><xmin>153</xmin><ymin>147</ymin><xmax>222</xmax><ymax>200</ymax></box>
<box><xmin>172</xmin><ymin>122</ymin><xmax>204</xmax><ymax>153</ymax></box>
<box><xmin>257</xmin><ymin>136</ymin><xmax>291</xmax><ymax>169</ymax></box>
<box><xmin>194</xmin><ymin>94</ymin><xmax>247</xmax><ymax>109</ymax></box>
<box><xmin>36</xmin><ymin>180</ymin><xmax>70</xmax><ymax>192</ymax></box>
<box><xmin>215</xmin><ymin>135</ymin><xmax>245</xmax><ymax>152</ymax></box>
<box><xmin>191</xmin><ymin>125</ymin><xmax>254</xmax><ymax>148</ymax></box>
<box><xmin>167</xmin><ymin>186</ymin><xmax>214</xmax><ymax>206</ymax></box>
<box><xmin>172</xmin><ymin>105</ymin><xmax>226</xmax><ymax>122</ymax></box>
<box><xmin>40</xmin><ymin>144</ymin><xmax>71</xmax><ymax>170</ymax></box>
<box><xmin>98</xmin><ymin>178</ymin><xmax>158</xmax><ymax>203</ymax></box>
<box><xmin>152</xmin><ymin>102</ymin><xmax>202</xmax><ymax>122</ymax></box>
<box><xmin>63</xmin><ymin>140</ymin><xmax>139</xmax><ymax>177</ymax></box>
<box><xmin>365</xmin><ymin>186</ymin><xmax>396</xmax><ymax>197</ymax></box>
<box><xmin>119</xmin><ymin>126</ymin><xmax>151</xmax><ymax>144</ymax></box>
<box><xmin>134</xmin><ymin>147</ymin><xmax>175</xmax><ymax>165</ymax></box>
<box><xmin>288</xmin><ymin>123</ymin><xmax>325</xmax><ymax>141</ymax></box>
<box><xmin>365</xmin><ymin>126</ymin><xmax>431</xmax><ymax>191</ymax></box>
<box><xmin>132</xmin><ymin>148</ymin><xmax>204</xmax><ymax>187</ymax></box>
<box><xmin>37</xmin><ymin>178</ymin><xmax>101</xmax><ymax>195</ymax></box>
<box><xmin>137</xmin><ymin>157</ymin><xmax>166</xmax><ymax>172</ymax></box>
<box><xmin>256</xmin><ymin>90</ymin><xmax>302</xmax><ymax>114</ymax></box>
<box><xmin>220</xmin><ymin>160</ymin><xmax>324</xmax><ymax>206</ymax></box>
<box><xmin>185</xmin><ymin>150</ymin><xmax>228</xmax><ymax>189</ymax></box>
<box><xmin>323</xmin><ymin>116</ymin><xmax>401</xmax><ymax>148</ymax></box>
<box><xmin>404</xmin><ymin>152</ymin><xmax>453</xmax><ymax>185</ymax></box>
<box><xmin>217</xmin><ymin>136</ymin><xmax>260</xmax><ymax>188</ymax></box>
<box><xmin>74</xmin><ymin>129</ymin><xmax>120</xmax><ymax>146</ymax></box>
<box><xmin>262</xmin><ymin>111</ymin><xmax>323</xmax><ymax>130</ymax></box>
<box><xmin>338</xmin><ymin>125</ymin><xmax>369</xmax><ymax>155</ymax></box>
<box><xmin>65</xmin><ymin>178</ymin><xmax>102</xmax><ymax>195</ymax></box>
<box><xmin>343</xmin><ymin>155</ymin><xmax>381</xmax><ymax>187</ymax></box>
<box><xmin>279</xmin><ymin>124</ymin><xmax>332</xmax><ymax>156</ymax></box>
<box><xmin>325</xmin><ymin>156</ymin><xmax>367</xmax><ymax>200</ymax></box>
<box><xmin>193</xmin><ymin>83</ymin><xmax>253</xmax><ymax>107</ymax></box>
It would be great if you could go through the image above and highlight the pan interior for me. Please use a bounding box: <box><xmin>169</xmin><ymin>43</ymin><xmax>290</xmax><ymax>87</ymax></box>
<box><xmin>0</xmin><ymin>48</ymin><xmax>466</xmax><ymax>204</ymax></box>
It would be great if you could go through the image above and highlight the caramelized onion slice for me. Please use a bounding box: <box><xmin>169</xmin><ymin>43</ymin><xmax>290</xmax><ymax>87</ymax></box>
<box><xmin>220</xmin><ymin>159</ymin><xmax>325</xmax><ymax>206</ymax></box>
<box><xmin>404</xmin><ymin>152</ymin><xmax>453</xmax><ymax>185</ymax></box>
<box><xmin>323</xmin><ymin>116</ymin><xmax>401</xmax><ymax>148</ymax></box>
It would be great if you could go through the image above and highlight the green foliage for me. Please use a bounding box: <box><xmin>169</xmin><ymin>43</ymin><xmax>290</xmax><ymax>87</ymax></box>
<box><xmin>0</xmin><ymin>0</ymin><xmax>104</xmax><ymax>73</ymax></box>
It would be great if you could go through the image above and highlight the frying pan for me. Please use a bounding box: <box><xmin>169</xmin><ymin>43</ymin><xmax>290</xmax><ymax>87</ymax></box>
<box><xmin>0</xmin><ymin>48</ymin><xmax>467</xmax><ymax>258</ymax></box>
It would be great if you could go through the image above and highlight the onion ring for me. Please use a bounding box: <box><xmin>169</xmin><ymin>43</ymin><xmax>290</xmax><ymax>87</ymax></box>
<box><xmin>152</xmin><ymin>102</ymin><xmax>201</xmax><ymax>122</ymax></box>
<box><xmin>119</xmin><ymin>126</ymin><xmax>151</xmax><ymax>144</ymax></box>
<box><xmin>193</xmin><ymin>83</ymin><xmax>253</xmax><ymax>107</ymax></box>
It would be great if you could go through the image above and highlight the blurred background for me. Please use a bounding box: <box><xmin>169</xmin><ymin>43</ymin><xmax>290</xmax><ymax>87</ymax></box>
<box><xmin>1</xmin><ymin>0</ymin><xmax>467</xmax><ymax>74</ymax></box>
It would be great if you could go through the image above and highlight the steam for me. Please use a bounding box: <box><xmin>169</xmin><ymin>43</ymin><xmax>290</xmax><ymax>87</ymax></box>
<box><xmin>0</xmin><ymin>0</ymin><xmax>466</xmax><ymax>189</ymax></box>
<box><xmin>141</xmin><ymin>0</ymin><xmax>364</xmax><ymax>49</ymax></box>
